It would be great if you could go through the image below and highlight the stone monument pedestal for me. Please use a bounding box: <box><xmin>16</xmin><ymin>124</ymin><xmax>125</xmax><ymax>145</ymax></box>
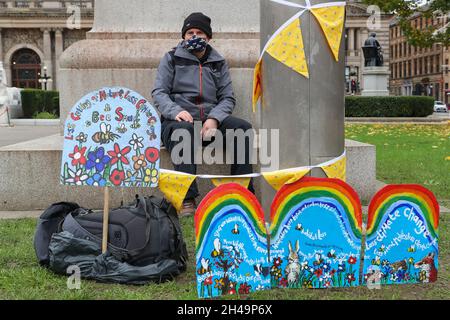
<box><xmin>361</xmin><ymin>66</ymin><xmax>390</xmax><ymax>96</ymax></box>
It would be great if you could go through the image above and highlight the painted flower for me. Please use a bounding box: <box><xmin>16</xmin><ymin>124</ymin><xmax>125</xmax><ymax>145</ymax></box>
<box><xmin>86</xmin><ymin>173</ymin><xmax>106</xmax><ymax>187</ymax></box>
<box><xmin>270</xmin><ymin>266</ymin><xmax>282</xmax><ymax>280</ymax></box>
<box><xmin>279</xmin><ymin>278</ymin><xmax>288</xmax><ymax>288</ymax></box>
<box><xmin>255</xmin><ymin>285</ymin><xmax>265</xmax><ymax>291</ymax></box>
<box><xmin>404</xmin><ymin>273</ymin><xmax>410</xmax><ymax>282</ymax></box>
<box><xmin>390</xmin><ymin>273</ymin><xmax>398</xmax><ymax>282</ymax></box>
<box><xmin>324</xmin><ymin>281</ymin><xmax>332</xmax><ymax>288</ymax></box>
<box><xmin>337</xmin><ymin>263</ymin><xmax>346</xmax><ymax>273</ymax></box>
<box><xmin>347</xmin><ymin>273</ymin><xmax>356</xmax><ymax>283</ymax></box>
<box><xmin>132</xmin><ymin>155</ymin><xmax>147</xmax><ymax>170</ymax></box>
<box><xmin>75</xmin><ymin>132</ymin><xmax>88</xmax><ymax>143</ymax></box>
<box><xmin>381</xmin><ymin>259</ymin><xmax>390</xmax><ymax>267</ymax></box>
<box><xmin>110</xmin><ymin>169</ymin><xmax>125</xmax><ymax>186</ymax></box>
<box><xmin>330</xmin><ymin>269</ymin><xmax>336</xmax><ymax>276</ymax></box>
<box><xmin>322</xmin><ymin>262</ymin><xmax>331</xmax><ymax>272</ymax></box>
<box><xmin>86</xmin><ymin>147</ymin><xmax>111</xmax><ymax>172</ymax></box>
<box><xmin>238</xmin><ymin>283</ymin><xmax>251</xmax><ymax>295</ymax></box>
<box><xmin>144</xmin><ymin>168</ymin><xmax>159</xmax><ymax>185</ymax></box>
<box><xmin>314</xmin><ymin>269</ymin><xmax>323</xmax><ymax>278</ymax></box>
<box><xmin>303</xmin><ymin>280</ymin><xmax>313</xmax><ymax>288</ymax></box>
<box><xmin>129</xmin><ymin>133</ymin><xmax>144</xmax><ymax>150</ymax></box>
<box><xmin>145</xmin><ymin>147</ymin><xmax>160</xmax><ymax>163</ymax></box>
<box><xmin>323</xmin><ymin>272</ymin><xmax>332</xmax><ymax>281</ymax></box>
<box><xmin>124</xmin><ymin>170</ymin><xmax>139</xmax><ymax>184</ymax></box>
<box><xmin>348</xmin><ymin>256</ymin><xmax>357</xmax><ymax>265</ymax></box>
<box><xmin>408</xmin><ymin>258</ymin><xmax>415</xmax><ymax>265</ymax></box>
<box><xmin>66</xmin><ymin>168</ymin><xmax>88</xmax><ymax>186</ymax></box>
<box><xmin>396</xmin><ymin>270</ymin><xmax>406</xmax><ymax>281</ymax></box>
<box><xmin>300</xmin><ymin>261</ymin><xmax>309</xmax><ymax>270</ymax></box>
<box><xmin>214</xmin><ymin>278</ymin><xmax>224</xmax><ymax>290</ymax></box>
<box><xmin>69</xmin><ymin>145</ymin><xmax>87</xmax><ymax>167</ymax></box>
<box><xmin>204</xmin><ymin>276</ymin><xmax>213</xmax><ymax>286</ymax></box>
<box><xmin>273</xmin><ymin>257</ymin><xmax>282</xmax><ymax>267</ymax></box>
<box><xmin>107</xmin><ymin>143</ymin><xmax>131</xmax><ymax>165</ymax></box>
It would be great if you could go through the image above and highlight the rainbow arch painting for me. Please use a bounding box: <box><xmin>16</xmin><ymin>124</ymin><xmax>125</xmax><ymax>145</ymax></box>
<box><xmin>194</xmin><ymin>179</ymin><xmax>440</xmax><ymax>298</ymax></box>
<box><xmin>362</xmin><ymin>185</ymin><xmax>439</xmax><ymax>286</ymax></box>
<box><xmin>269</xmin><ymin>178</ymin><xmax>363</xmax><ymax>289</ymax></box>
<box><xmin>195</xmin><ymin>183</ymin><xmax>270</xmax><ymax>298</ymax></box>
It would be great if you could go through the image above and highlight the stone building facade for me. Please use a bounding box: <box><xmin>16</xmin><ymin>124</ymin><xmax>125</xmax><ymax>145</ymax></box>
<box><xmin>0</xmin><ymin>0</ymin><xmax>93</xmax><ymax>90</ymax></box>
<box><xmin>1</xmin><ymin>0</ymin><xmax>393</xmax><ymax>95</ymax></box>
<box><xmin>344</xmin><ymin>0</ymin><xmax>393</xmax><ymax>95</ymax></box>
<box><xmin>389</xmin><ymin>9</ymin><xmax>448</xmax><ymax>102</ymax></box>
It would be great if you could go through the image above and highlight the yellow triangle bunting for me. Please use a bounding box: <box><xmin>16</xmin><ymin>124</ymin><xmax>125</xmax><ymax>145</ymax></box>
<box><xmin>266</xmin><ymin>18</ymin><xmax>309</xmax><ymax>78</ymax></box>
<box><xmin>252</xmin><ymin>59</ymin><xmax>263</xmax><ymax>112</ymax></box>
<box><xmin>262</xmin><ymin>168</ymin><xmax>310</xmax><ymax>191</ymax></box>
<box><xmin>321</xmin><ymin>156</ymin><xmax>346</xmax><ymax>182</ymax></box>
<box><xmin>311</xmin><ymin>6</ymin><xmax>345</xmax><ymax>62</ymax></box>
<box><xmin>211</xmin><ymin>177</ymin><xmax>252</xmax><ymax>188</ymax></box>
<box><xmin>158</xmin><ymin>171</ymin><xmax>197</xmax><ymax>212</ymax></box>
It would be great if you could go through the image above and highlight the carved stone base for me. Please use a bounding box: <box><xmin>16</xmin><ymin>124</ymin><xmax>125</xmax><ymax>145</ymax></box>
<box><xmin>361</xmin><ymin>66</ymin><xmax>390</xmax><ymax>96</ymax></box>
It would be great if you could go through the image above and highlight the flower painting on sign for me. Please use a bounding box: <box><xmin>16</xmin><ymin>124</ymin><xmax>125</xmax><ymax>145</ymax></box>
<box><xmin>61</xmin><ymin>87</ymin><xmax>161</xmax><ymax>188</ymax></box>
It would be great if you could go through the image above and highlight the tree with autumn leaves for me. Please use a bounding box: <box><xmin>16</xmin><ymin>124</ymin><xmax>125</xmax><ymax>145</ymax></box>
<box><xmin>364</xmin><ymin>0</ymin><xmax>449</xmax><ymax>47</ymax></box>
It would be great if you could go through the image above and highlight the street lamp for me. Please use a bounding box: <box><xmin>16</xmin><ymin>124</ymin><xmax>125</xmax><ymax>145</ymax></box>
<box><xmin>38</xmin><ymin>66</ymin><xmax>52</xmax><ymax>91</ymax></box>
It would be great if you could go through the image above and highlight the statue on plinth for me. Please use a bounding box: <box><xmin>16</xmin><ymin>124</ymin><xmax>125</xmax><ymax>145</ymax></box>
<box><xmin>362</xmin><ymin>32</ymin><xmax>384</xmax><ymax>67</ymax></box>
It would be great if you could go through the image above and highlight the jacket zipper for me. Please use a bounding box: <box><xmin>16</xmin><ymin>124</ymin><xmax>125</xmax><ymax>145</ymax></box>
<box><xmin>198</xmin><ymin>64</ymin><xmax>204</xmax><ymax>121</ymax></box>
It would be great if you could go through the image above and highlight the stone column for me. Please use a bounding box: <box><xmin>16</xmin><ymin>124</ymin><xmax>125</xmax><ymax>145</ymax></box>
<box><xmin>54</xmin><ymin>28</ymin><xmax>64</xmax><ymax>90</ymax></box>
<box><xmin>0</xmin><ymin>28</ymin><xmax>3</xmax><ymax>63</ymax></box>
<box><xmin>259</xmin><ymin>0</ymin><xmax>345</xmax><ymax>213</ymax></box>
<box><xmin>348</xmin><ymin>27</ymin><xmax>355</xmax><ymax>56</ymax></box>
<box><xmin>42</xmin><ymin>28</ymin><xmax>53</xmax><ymax>90</ymax></box>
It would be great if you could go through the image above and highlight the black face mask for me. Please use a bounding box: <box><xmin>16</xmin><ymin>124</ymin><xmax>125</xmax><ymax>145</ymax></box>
<box><xmin>184</xmin><ymin>35</ymin><xmax>208</xmax><ymax>53</ymax></box>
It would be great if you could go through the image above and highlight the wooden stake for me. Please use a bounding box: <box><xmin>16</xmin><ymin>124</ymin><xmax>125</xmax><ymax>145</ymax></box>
<box><xmin>102</xmin><ymin>186</ymin><xmax>110</xmax><ymax>253</ymax></box>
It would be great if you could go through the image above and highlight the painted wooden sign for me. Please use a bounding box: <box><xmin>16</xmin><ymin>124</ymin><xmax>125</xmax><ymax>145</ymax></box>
<box><xmin>269</xmin><ymin>178</ymin><xmax>363</xmax><ymax>289</ymax></box>
<box><xmin>195</xmin><ymin>184</ymin><xmax>270</xmax><ymax>298</ymax></box>
<box><xmin>195</xmin><ymin>178</ymin><xmax>365</xmax><ymax>298</ymax></box>
<box><xmin>362</xmin><ymin>185</ymin><xmax>439</xmax><ymax>286</ymax></box>
<box><xmin>60</xmin><ymin>87</ymin><xmax>161</xmax><ymax>188</ymax></box>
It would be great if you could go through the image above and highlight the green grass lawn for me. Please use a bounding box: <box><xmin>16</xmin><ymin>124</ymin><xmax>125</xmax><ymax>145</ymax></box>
<box><xmin>0</xmin><ymin>123</ymin><xmax>448</xmax><ymax>300</ymax></box>
<box><xmin>345</xmin><ymin>123</ymin><xmax>450</xmax><ymax>207</ymax></box>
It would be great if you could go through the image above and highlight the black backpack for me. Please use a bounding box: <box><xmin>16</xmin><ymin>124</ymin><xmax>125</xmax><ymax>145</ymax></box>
<box><xmin>34</xmin><ymin>195</ymin><xmax>188</xmax><ymax>281</ymax></box>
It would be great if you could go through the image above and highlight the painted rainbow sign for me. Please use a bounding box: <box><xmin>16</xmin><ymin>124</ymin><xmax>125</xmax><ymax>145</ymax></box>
<box><xmin>362</xmin><ymin>185</ymin><xmax>439</xmax><ymax>286</ymax></box>
<box><xmin>269</xmin><ymin>178</ymin><xmax>363</xmax><ymax>289</ymax></box>
<box><xmin>195</xmin><ymin>183</ymin><xmax>270</xmax><ymax>298</ymax></box>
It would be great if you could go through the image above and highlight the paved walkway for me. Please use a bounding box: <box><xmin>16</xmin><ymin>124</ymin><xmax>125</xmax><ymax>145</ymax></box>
<box><xmin>0</xmin><ymin>125</ymin><xmax>59</xmax><ymax>148</ymax></box>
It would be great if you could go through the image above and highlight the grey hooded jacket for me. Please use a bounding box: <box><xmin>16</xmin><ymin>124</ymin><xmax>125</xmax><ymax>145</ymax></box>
<box><xmin>151</xmin><ymin>42</ymin><xmax>236</xmax><ymax>124</ymax></box>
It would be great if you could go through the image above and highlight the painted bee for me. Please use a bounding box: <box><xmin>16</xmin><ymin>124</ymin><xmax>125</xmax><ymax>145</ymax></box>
<box><xmin>295</xmin><ymin>223</ymin><xmax>303</xmax><ymax>232</ymax></box>
<box><xmin>232</xmin><ymin>223</ymin><xmax>239</xmax><ymax>235</ymax></box>
<box><xmin>211</xmin><ymin>238</ymin><xmax>224</xmax><ymax>258</ymax></box>
<box><xmin>92</xmin><ymin>122</ymin><xmax>120</xmax><ymax>144</ymax></box>
<box><xmin>117</xmin><ymin>123</ymin><xmax>127</xmax><ymax>134</ymax></box>
<box><xmin>197</xmin><ymin>258</ymin><xmax>211</xmax><ymax>275</ymax></box>
<box><xmin>327</xmin><ymin>249</ymin><xmax>336</xmax><ymax>259</ymax></box>
<box><xmin>313</xmin><ymin>253</ymin><xmax>324</xmax><ymax>266</ymax></box>
<box><xmin>407</xmin><ymin>245</ymin><xmax>416</xmax><ymax>253</ymax></box>
<box><xmin>378</xmin><ymin>244</ymin><xmax>386</xmax><ymax>253</ymax></box>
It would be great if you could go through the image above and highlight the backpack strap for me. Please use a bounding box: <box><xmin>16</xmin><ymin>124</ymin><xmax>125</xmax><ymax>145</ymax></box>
<box><xmin>165</xmin><ymin>203</ymin><xmax>189</xmax><ymax>267</ymax></box>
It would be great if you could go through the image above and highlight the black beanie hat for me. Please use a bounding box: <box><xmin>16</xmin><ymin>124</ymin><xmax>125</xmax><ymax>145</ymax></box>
<box><xmin>182</xmin><ymin>12</ymin><xmax>212</xmax><ymax>39</ymax></box>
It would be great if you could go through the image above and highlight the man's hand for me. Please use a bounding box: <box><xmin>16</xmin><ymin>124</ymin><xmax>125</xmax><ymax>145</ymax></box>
<box><xmin>175</xmin><ymin>111</ymin><xmax>194</xmax><ymax>123</ymax></box>
<box><xmin>201</xmin><ymin>118</ymin><xmax>219</xmax><ymax>139</ymax></box>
